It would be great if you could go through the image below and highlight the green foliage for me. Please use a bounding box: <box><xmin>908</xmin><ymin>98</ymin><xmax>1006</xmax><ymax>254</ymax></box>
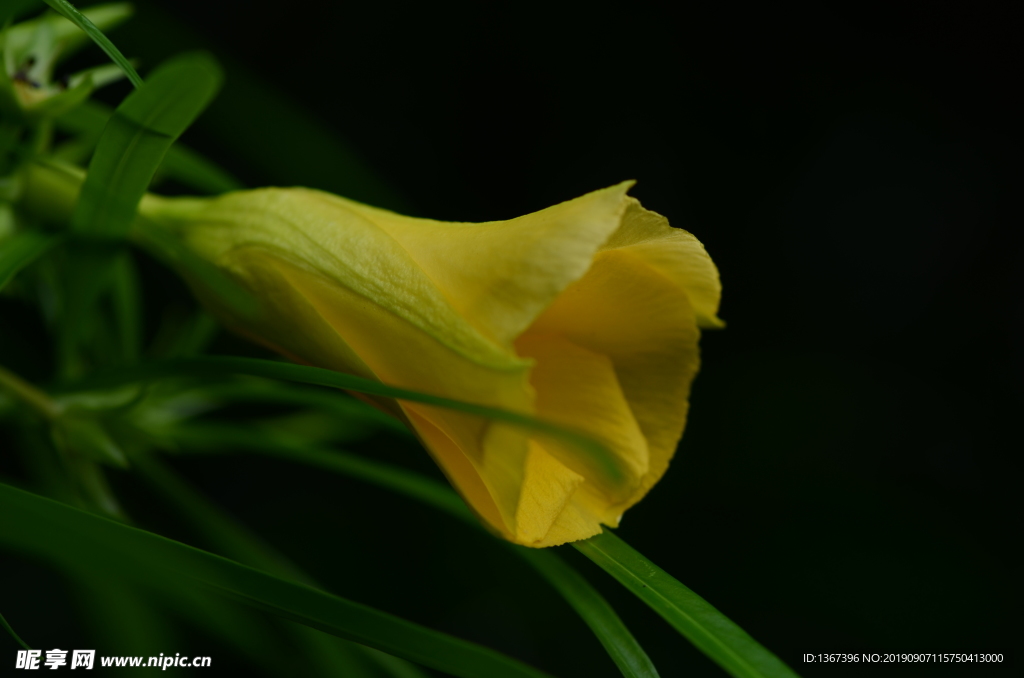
<box><xmin>40</xmin><ymin>1</ymin><xmax>140</xmax><ymax>88</ymax></box>
<box><xmin>0</xmin><ymin>229</ymin><xmax>59</xmax><ymax>290</ymax></box>
<box><xmin>0</xmin><ymin>484</ymin><xmax>553</xmax><ymax>678</ymax></box>
<box><xmin>69</xmin><ymin>51</ymin><xmax>221</xmax><ymax>238</ymax></box>
<box><xmin>575</xmin><ymin>533</ymin><xmax>800</xmax><ymax>678</ymax></box>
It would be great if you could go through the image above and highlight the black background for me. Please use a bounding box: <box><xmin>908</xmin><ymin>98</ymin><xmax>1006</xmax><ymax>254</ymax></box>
<box><xmin>5</xmin><ymin>1</ymin><xmax>1020</xmax><ymax>676</ymax></box>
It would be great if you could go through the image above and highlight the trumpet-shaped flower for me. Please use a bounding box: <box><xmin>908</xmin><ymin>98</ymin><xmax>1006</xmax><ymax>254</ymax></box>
<box><xmin>139</xmin><ymin>182</ymin><xmax>722</xmax><ymax>547</ymax></box>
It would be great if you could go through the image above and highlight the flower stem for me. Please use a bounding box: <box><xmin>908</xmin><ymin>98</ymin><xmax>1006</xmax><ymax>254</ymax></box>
<box><xmin>15</xmin><ymin>159</ymin><xmax>84</xmax><ymax>226</ymax></box>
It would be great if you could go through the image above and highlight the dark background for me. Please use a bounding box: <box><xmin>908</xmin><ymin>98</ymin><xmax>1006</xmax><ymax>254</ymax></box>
<box><xmin>6</xmin><ymin>1</ymin><xmax>1020</xmax><ymax>676</ymax></box>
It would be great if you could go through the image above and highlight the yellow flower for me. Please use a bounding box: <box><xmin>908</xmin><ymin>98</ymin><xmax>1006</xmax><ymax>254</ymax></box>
<box><xmin>139</xmin><ymin>182</ymin><xmax>723</xmax><ymax>547</ymax></box>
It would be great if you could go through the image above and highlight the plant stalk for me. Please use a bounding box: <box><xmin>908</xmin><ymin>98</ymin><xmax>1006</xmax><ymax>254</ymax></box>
<box><xmin>0</xmin><ymin>364</ymin><xmax>59</xmax><ymax>419</ymax></box>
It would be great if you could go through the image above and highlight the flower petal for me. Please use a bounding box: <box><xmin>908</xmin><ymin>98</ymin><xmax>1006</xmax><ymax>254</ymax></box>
<box><xmin>144</xmin><ymin>189</ymin><xmax>526</xmax><ymax>371</ymax></box>
<box><xmin>402</xmin><ymin>407</ymin><xmax>513</xmax><ymax>539</ymax></box>
<box><xmin>603</xmin><ymin>199</ymin><xmax>724</xmax><ymax>329</ymax></box>
<box><xmin>521</xmin><ymin>247</ymin><xmax>701</xmax><ymax>513</ymax></box>
<box><xmin>329</xmin><ymin>182</ymin><xmax>636</xmax><ymax>346</ymax></box>
<box><xmin>514</xmin><ymin>334</ymin><xmax>649</xmax><ymax>509</ymax></box>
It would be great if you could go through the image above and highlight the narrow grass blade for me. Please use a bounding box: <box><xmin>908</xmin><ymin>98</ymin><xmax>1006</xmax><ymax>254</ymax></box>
<box><xmin>169</xmin><ymin>425</ymin><xmax>658</xmax><ymax>678</ymax></box>
<box><xmin>66</xmin><ymin>572</ymin><xmax>296</xmax><ymax>675</ymax></box>
<box><xmin>170</xmin><ymin>424</ymin><xmax>471</xmax><ymax>522</ymax></box>
<box><xmin>573</xmin><ymin>532</ymin><xmax>800</xmax><ymax>678</ymax></box>
<box><xmin>516</xmin><ymin>550</ymin><xmax>659</xmax><ymax>678</ymax></box>
<box><xmin>131</xmin><ymin>451</ymin><xmax>313</xmax><ymax>584</ymax></box>
<box><xmin>41</xmin><ymin>0</ymin><xmax>141</xmax><ymax>88</ymax></box>
<box><xmin>1</xmin><ymin>609</ymin><xmax>31</xmax><ymax>650</ymax></box>
<box><xmin>70</xmin><ymin>51</ymin><xmax>222</xmax><ymax>238</ymax></box>
<box><xmin>186</xmin><ymin>379</ymin><xmax>410</xmax><ymax>436</ymax></box>
<box><xmin>0</xmin><ymin>483</ymin><xmax>555</xmax><ymax>678</ymax></box>
<box><xmin>0</xmin><ymin>229</ymin><xmax>60</xmax><ymax>291</ymax></box>
<box><xmin>363</xmin><ymin>650</ymin><xmax>434</xmax><ymax>678</ymax></box>
<box><xmin>133</xmin><ymin>452</ymin><xmax>425</xmax><ymax>678</ymax></box>
<box><xmin>154</xmin><ymin>582</ymin><xmax>293</xmax><ymax>673</ymax></box>
<box><xmin>4</xmin><ymin>3</ymin><xmax>131</xmax><ymax>66</ymax></box>
<box><xmin>70</xmin><ymin>356</ymin><xmax>624</xmax><ymax>484</ymax></box>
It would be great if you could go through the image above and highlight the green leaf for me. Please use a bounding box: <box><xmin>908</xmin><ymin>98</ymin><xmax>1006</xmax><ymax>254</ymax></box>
<box><xmin>70</xmin><ymin>51</ymin><xmax>222</xmax><ymax>238</ymax></box>
<box><xmin>573</xmin><ymin>532</ymin><xmax>801</xmax><ymax>678</ymax></box>
<box><xmin>169</xmin><ymin>425</ymin><xmax>658</xmax><ymax>678</ymax></box>
<box><xmin>170</xmin><ymin>423</ymin><xmax>471</xmax><ymax>522</ymax></box>
<box><xmin>0</xmin><ymin>0</ymin><xmax>42</xmax><ymax>27</ymax></box>
<box><xmin>54</xmin><ymin>100</ymin><xmax>244</xmax><ymax>193</ymax></box>
<box><xmin>0</xmin><ymin>483</ymin><xmax>555</xmax><ymax>678</ymax></box>
<box><xmin>70</xmin><ymin>356</ymin><xmax>626</xmax><ymax>484</ymax></box>
<box><xmin>40</xmin><ymin>0</ymin><xmax>141</xmax><ymax>88</ymax></box>
<box><xmin>131</xmin><ymin>451</ymin><xmax>310</xmax><ymax>584</ymax></box>
<box><xmin>0</xmin><ymin>229</ymin><xmax>60</xmax><ymax>291</ymax></box>
<box><xmin>66</xmin><ymin>60</ymin><xmax>128</xmax><ymax>90</ymax></box>
<box><xmin>57</xmin><ymin>52</ymin><xmax>225</xmax><ymax>372</ymax></box>
<box><xmin>516</xmin><ymin>550</ymin><xmax>660</xmax><ymax>678</ymax></box>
